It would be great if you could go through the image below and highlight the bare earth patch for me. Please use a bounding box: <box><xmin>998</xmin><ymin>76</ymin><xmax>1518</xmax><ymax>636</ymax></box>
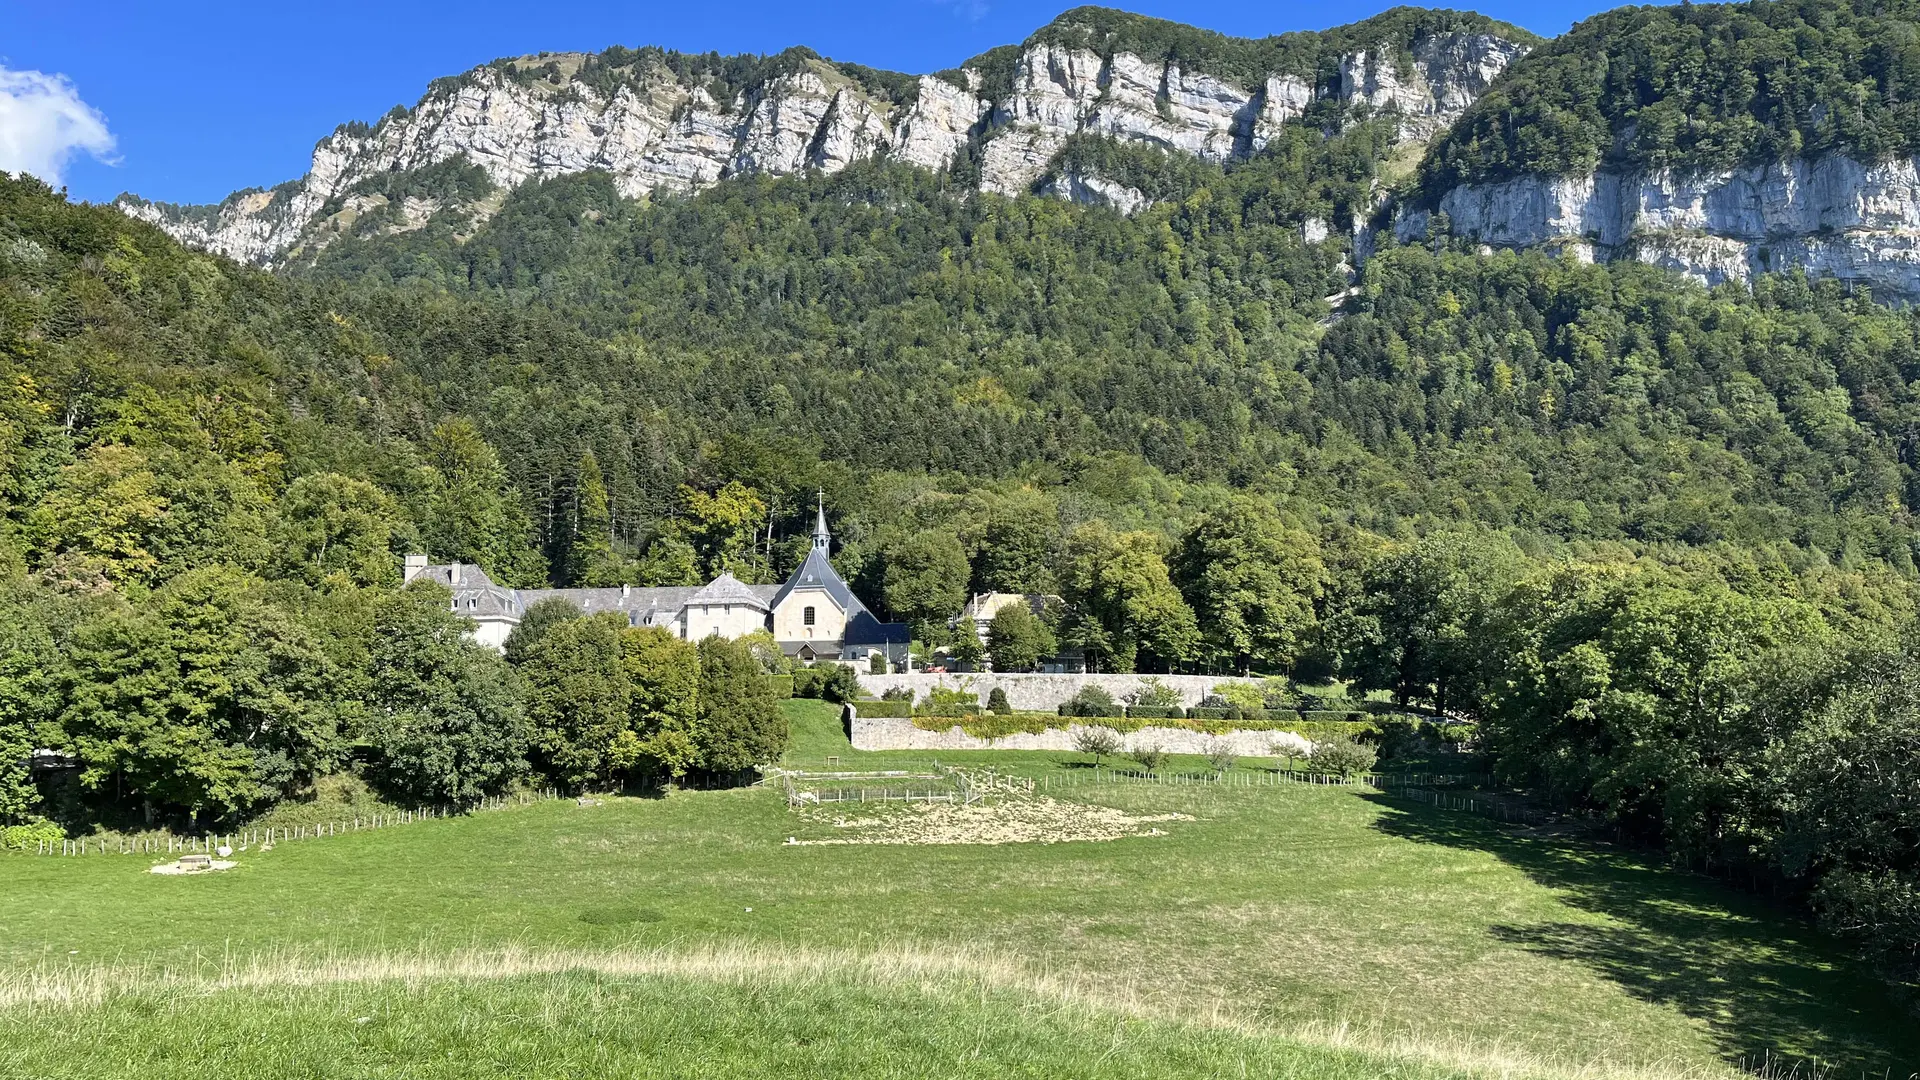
<box><xmin>148</xmin><ymin>859</ymin><xmax>237</xmax><ymax>875</ymax></box>
<box><xmin>788</xmin><ymin>796</ymin><xmax>1191</xmax><ymax>846</ymax></box>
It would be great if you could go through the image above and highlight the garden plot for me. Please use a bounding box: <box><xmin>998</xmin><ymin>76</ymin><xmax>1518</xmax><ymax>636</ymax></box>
<box><xmin>786</xmin><ymin>794</ymin><xmax>1192</xmax><ymax>846</ymax></box>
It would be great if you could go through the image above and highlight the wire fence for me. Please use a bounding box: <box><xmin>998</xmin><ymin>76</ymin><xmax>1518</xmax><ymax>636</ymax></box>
<box><xmin>775</xmin><ymin>767</ymin><xmax>1039</xmax><ymax>807</ymax></box>
<box><xmin>1026</xmin><ymin>767</ymin><xmax>1547</xmax><ymax>826</ymax></box>
<box><xmin>29</xmin><ymin>789</ymin><xmax>565</xmax><ymax>857</ymax></box>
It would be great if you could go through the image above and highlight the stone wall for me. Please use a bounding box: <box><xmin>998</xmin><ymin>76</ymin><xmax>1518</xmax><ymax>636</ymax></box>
<box><xmin>854</xmin><ymin>672</ymin><xmax>1260</xmax><ymax>711</ymax></box>
<box><xmin>849</xmin><ymin>712</ymin><xmax>1311</xmax><ymax>757</ymax></box>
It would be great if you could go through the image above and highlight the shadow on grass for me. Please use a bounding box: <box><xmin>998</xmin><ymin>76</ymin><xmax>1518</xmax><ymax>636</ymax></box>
<box><xmin>1366</xmin><ymin>794</ymin><xmax>1920</xmax><ymax>1078</ymax></box>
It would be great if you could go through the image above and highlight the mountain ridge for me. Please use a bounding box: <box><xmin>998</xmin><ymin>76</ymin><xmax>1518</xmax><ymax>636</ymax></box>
<box><xmin>115</xmin><ymin>5</ymin><xmax>1535</xmax><ymax>266</ymax></box>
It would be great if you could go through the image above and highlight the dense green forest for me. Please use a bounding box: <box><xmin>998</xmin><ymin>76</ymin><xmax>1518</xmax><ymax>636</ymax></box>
<box><xmin>5</xmin><ymin>0</ymin><xmax>1920</xmax><ymax>992</ymax></box>
<box><xmin>1423</xmin><ymin>0</ymin><xmax>1920</xmax><ymax>188</ymax></box>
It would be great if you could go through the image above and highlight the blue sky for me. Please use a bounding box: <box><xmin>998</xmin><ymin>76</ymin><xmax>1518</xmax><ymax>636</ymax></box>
<box><xmin>4</xmin><ymin>0</ymin><xmax>1626</xmax><ymax>207</ymax></box>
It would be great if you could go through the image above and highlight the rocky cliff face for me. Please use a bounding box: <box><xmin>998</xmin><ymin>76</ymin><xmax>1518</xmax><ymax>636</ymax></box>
<box><xmin>1399</xmin><ymin>154</ymin><xmax>1920</xmax><ymax>299</ymax></box>
<box><xmin>118</xmin><ymin>17</ymin><xmax>1531</xmax><ymax>267</ymax></box>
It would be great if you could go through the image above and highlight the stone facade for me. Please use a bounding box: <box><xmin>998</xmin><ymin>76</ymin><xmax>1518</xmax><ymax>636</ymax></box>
<box><xmin>849</xmin><ymin>713</ymin><xmax>1311</xmax><ymax>757</ymax></box>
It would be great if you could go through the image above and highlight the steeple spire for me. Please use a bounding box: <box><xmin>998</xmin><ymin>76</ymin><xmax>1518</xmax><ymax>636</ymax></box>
<box><xmin>812</xmin><ymin>491</ymin><xmax>831</xmax><ymax>552</ymax></box>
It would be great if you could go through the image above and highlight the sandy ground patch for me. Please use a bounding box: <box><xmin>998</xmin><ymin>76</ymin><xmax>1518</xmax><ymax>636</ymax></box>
<box><xmin>787</xmin><ymin>796</ymin><xmax>1191</xmax><ymax>846</ymax></box>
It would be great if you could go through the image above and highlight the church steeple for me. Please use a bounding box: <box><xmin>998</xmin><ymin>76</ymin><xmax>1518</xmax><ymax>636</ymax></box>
<box><xmin>812</xmin><ymin>491</ymin><xmax>831</xmax><ymax>552</ymax></box>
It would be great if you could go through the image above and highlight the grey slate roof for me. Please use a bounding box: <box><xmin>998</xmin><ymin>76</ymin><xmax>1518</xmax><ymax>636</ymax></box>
<box><xmin>769</xmin><ymin>546</ymin><xmax>869</xmax><ymax>618</ymax></box>
<box><xmin>686</xmin><ymin>572</ymin><xmax>771</xmax><ymax>610</ymax></box>
<box><xmin>416</xmin><ymin>564</ymin><xmax>523</xmax><ymax>619</ymax></box>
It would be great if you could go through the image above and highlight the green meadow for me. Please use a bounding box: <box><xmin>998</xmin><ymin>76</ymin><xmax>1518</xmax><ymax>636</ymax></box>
<box><xmin>1</xmin><ymin>701</ymin><xmax>1911</xmax><ymax>1079</ymax></box>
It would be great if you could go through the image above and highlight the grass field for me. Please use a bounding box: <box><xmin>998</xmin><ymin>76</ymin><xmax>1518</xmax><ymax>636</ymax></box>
<box><xmin>1</xmin><ymin>700</ymin><xmax>1912</xmax><ymax>1079</ymax></box>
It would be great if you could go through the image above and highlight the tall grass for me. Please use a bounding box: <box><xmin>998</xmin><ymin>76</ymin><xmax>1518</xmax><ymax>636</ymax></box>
<box><xmin>2</xmin><ymin>943</ymin><xmax>1737</xmax><ymax>1080</ymax></box>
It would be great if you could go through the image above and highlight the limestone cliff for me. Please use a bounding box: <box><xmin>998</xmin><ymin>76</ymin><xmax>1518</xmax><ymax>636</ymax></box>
<box><xmin>1399</xmin><ymin>154</ymin><xmax>1920</xmax><ymax>300</ymax></box>
<box><xmin>117</xmin><ymin>9</ymin><xmax>1534</xmax><ymax>267</ymax></box>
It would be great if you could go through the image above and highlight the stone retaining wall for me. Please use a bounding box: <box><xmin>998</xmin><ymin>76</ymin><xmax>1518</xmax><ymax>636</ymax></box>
<box><xmin>848</xmin><ymin>712</ymin><xmax>1312</xmax><ymax>757</ymax></box>
<box><xmin>854</xmin><ymin>672</ymin><xmax>1261</xmax><ymax>711</ymax></box>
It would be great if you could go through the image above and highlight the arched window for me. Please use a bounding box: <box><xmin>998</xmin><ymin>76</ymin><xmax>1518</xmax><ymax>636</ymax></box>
<box><xmin>803</xmin><ymin>606</ymin><xmax>816</xmax><ymax>626</ymax></box>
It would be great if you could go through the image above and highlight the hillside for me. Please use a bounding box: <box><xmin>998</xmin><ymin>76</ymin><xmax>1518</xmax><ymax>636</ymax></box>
<box><xmin>114</xmin><ymin>6</ymin><xmax>1536</xmax><ymax>266</ymax></box>
<box><xmin>1406</xmin><ymin>0</ymin><xmax>1920</xmax><ymax>297</ymax></box>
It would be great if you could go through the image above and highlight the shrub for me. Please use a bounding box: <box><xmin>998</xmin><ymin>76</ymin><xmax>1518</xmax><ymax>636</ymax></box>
<box><xmin>1072</xmin><ymin>724</ymin><xmax>1123</xmax><ymax>767</ymax></box>
<box><xmin>793</xmin><ymin>667</ymin><xmax>825</xmax><ymax>698</ymax></box>
<box><xmin>1</xmin><ymin>820</ymin><xmax>63</xmax><ymax>850</ymax></box>
<box><xmin>1213</xmin><ymin>682</ymin><xmax>1266</xmax><ymax>711</ymax></box>
<box><xmin>1064</xmin><ymin>684</ymin><xmax>1117</xmax><ymax>716</ymax></box>
<box><xmin>869</xmin><ymin>652</ymin><xmax>887</xmax><ymax>674</ymax></box>
<box><xmin>1308</xmin><ymin>738</ymin><xmax>1377</xmax><ymax>778</ymax></box>
<box><xmin>1130</xmin><ymin>743</ymin><xmax>1169</xmax><ymax>775</ymax></box>
<box><xmin>1197</xmin><ymin>693</ymin><xmax>1232</xmax><ymax>710</ymax></box>
<box><xmin>1188</xmin><ymin>706</ymin><xmax>1231</xmax><ymax>721</ymax></box>
<box><xmin>764</xmin><ymin>675</ymin><xmax>794</xmax><ymax>699</ymax></box>
<box><xmin>1124</xmin><ymin>677</ymin><xmax>1182</xmax><ymax>709</ymax></box>
<box><xmin>853</xmin><ymin>699</ymin><xmax>913</xmax><ymax>718</ymax></box>
<box><xmin>924</xmin><ymin>686</ymin><xmax>979</xmax><ymax>707</ymax></box>
<box><xmin>987</xmin><ymin>687</ymin><xmax>1011</xmax><ymax>714</ymax></box>
<box><xmin>915</xmin><ymin>702</ymin><xmax>980</xmax><ymax>718</ymax></box>
<box><xmin>1271</xmin><ymin>738</ymin><xmax>1308</xmax><ymax>771</ymax></box>
<box><xmin>881</xmin><ymin>686</ymin><xmax>914</xmax><ymax>702</ymax></box>
<box><xmin>815</xmin><ymin>664</ymin><xmax>861</xmax><ymax>704</ymax></box>
<box><xmin>1204</xmin><ymin>738</ymin><xmax>1237</xmax><ymax>775</ymax></box>
<box><xmin>916</xmin><ymin>712</ymin><xmax>1058</xmax><ymax>739</ymax></box>
<box><xmin>1303</xmin><ymin>709</ymin><xmax>1367</xmax><ymax>724</ymax></box>
<box><xmin>1125</xmin><ymin>705</ymin><xmax>1183</xmax><ymax>720</ymax></box>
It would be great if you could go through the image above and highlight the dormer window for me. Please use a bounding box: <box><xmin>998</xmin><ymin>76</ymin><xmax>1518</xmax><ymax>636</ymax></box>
<box><xmin>803</xmin><ymin>606</ymin><xmax>816</xmax><ymax>626</ymax></box>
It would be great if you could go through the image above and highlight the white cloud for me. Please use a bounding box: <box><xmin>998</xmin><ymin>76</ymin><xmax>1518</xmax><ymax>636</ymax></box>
<box><xmin>0</xmin><ymin>66</ymin><xmax>116</xmax><ymax>186</ymax></box>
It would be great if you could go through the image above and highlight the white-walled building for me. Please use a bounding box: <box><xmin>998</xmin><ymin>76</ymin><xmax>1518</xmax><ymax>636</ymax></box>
<box><xmin>406</xmin><ymin>499</ymin><xmax>910</xmax><ymax>666</ymax></box>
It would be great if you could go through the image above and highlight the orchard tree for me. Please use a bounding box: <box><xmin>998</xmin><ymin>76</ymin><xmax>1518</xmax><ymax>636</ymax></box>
<box><xmin>364</xmin><ymin>582</ymin><xmax>529</xmax><ymax>805</ymax></box>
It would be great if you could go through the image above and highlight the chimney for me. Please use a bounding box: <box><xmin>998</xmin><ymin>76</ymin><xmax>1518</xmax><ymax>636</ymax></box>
<box><xmin>403</xmin><ymin>554</ymin><xmax>428</xmax><ymax>584</ymax></box>
<box><xmin>450</xmin><ymin>564</ymin><xmax>462</xmax><ymax>586</ymax></box>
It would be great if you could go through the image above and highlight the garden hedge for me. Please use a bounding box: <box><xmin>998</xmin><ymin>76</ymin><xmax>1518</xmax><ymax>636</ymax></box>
<box><xmin>851</xmin><ymin>699</ymin><xmax>913</xmax><ymax>718</ymax></box>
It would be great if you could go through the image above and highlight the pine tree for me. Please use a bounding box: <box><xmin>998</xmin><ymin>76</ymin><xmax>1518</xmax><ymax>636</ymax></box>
<box><xmin>564</xmin><ymin>450</ymin><xmax>617</xmax><ymax>586</ymax></box>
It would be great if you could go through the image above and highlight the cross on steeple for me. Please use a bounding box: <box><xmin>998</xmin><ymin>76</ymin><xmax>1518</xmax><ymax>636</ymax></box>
<box><xmin>812</xmin><ymin>491</ymin><xmax>831</xmax><ymax>552</ymax></box>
